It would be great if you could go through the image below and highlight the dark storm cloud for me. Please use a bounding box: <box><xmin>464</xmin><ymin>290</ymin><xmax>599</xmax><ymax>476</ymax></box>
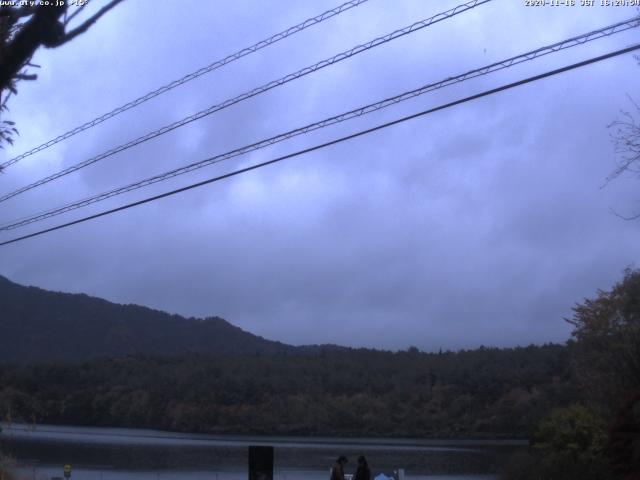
<box><xmin>0</xmin><ymin>0</ymin><xmax>638</xmax><ymax>350</ymax></box>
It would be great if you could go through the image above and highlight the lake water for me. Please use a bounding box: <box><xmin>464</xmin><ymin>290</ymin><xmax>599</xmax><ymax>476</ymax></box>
<box><xmin>0</xmin><ymin>423</ymin><xmax>526</xmax><ymax>480</ymax></box>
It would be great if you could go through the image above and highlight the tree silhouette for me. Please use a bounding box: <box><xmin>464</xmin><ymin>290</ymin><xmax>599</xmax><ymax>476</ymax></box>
<box><xmin>0</xmin><ymin>1</ymin><xmax>124</xmax><ymax>150</ymax></box>
<box><xmin>566</xmin><ymin>268</ymin><xmax>640</xmax><ymax>411</ymax></box>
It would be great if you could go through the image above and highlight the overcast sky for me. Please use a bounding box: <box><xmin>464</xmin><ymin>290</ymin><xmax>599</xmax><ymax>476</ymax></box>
<box><xmin>0</xmin><ymin>0</ymin><xmax>638</xmax><ymax>351</ymax></box>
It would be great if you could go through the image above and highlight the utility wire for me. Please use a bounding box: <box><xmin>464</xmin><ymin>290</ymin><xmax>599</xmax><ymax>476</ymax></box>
<box><xmin>0</xmin><ymin>0</ymin><xmax>492</xmax><ymax>204</ymax></box>
<box><xmin>1</xmin><ymin>15</ymin><xmax>637</xmax><ymax>232</ymax></box>
<box><xmin>0</xmin><ymin>0</ymin><xmax>371</xmax><ymax>170</ymax></box>
<box><xmin>1</xmin><ymin>43</ymin><xmax>638</xmax><ymax>248</ymax></box>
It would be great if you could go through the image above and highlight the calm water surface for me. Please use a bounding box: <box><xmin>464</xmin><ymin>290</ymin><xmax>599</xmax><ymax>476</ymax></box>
<box><xmin>0</xmin><ymin>424</ymin><xmax>526</xmax><ymax>480</ymax></box>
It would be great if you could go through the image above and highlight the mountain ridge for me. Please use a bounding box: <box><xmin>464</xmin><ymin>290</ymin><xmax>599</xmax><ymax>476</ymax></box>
<box><xmin>0</xmin><ymin>274</ymin><xmax>298</xmax><ymax>362</ymax></box>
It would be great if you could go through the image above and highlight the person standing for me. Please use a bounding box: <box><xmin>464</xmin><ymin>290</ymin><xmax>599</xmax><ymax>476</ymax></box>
<box><xmin>354</xmin><ymin>456</ymin><xmax>371</xmax><ymax>480</ymax></box>
<box><xmin>331</xmin><ymin>456</ymin><xmax>348</xmax><ymax>480</ymax></box>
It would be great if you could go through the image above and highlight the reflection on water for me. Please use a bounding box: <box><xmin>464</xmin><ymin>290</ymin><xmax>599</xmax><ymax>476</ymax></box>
<box><xmin>1</xmin><ymin>424</ymin><xmax>524</xmax><ymax>479</ymax></box>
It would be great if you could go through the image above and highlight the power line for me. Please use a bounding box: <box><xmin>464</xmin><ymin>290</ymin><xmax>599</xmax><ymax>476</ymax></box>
<box><xmin>0</xmin><ymin>0</ymin><xmax>371</xmax><ymax>170</ymax></box>
<box><xmin>1</xmin><ymin>42</ymin><xmax>638</xmax><ymax>248</ymax></box>
<box><xmin>2</xmin><ymin>15</ymin><xmax>636</xmax><ymax>230</ymax></box>
<box><xmin>0</xmin><ymin>0</ymin><xmax>492</xmax><ymax>204</ymax></box>
<box><xmin>2</xmin><ymin>15</ymin><xmax>637</xmax><ymax>232</ymax></box>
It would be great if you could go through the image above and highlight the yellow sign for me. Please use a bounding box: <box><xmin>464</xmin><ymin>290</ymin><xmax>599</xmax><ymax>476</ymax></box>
<box><xmin>63</xmin><ymin>464</ymin><xmax>71</xmax><ymax>478</ymax></box>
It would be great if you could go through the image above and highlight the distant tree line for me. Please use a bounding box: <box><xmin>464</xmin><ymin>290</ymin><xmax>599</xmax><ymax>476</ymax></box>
<box><xmin>0</xmin><ymin>343</ymin><xmax>575</xmax><ymax>438</ymax></box>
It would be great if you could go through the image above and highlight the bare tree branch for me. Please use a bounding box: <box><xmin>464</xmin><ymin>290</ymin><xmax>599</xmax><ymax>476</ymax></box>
<box><xmin>0</xmin><ymin>4</ymin><xmax>66</xmax><ymax>92</ymax></box>
<box><xmin>606</xmin><ymin>96</ymin><xmax>640</xmax><ymax>185</ymax></box>
<box><xmin>0</xmin><ymin>1</ymin><xmax>124</xmax><ymax>152</ymax></box>
<box><xmin>51</xmin><ymin>0</ymin><xmax>124</xmax><ymax>47</ymax></box>
<box><xmin>64</xmin><ymin>2</ymin><xmax>89</xmax><ymax>27</ymax></box>
<box><xmin>14</xmin><ymin>73</ymin><xmax>37</xmax><ymax>81</ymax></box>
<box><xmin>0</xmin><ymin>6</ymin><xmax>38</xmax><ymax>19</ymax></box>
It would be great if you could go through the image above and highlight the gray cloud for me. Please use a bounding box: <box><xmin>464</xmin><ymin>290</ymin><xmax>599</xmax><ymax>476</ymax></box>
<box><xmin>1</xmin><ymin>0</ymin><xmax>639</xmax><ymax>351</ymax></box>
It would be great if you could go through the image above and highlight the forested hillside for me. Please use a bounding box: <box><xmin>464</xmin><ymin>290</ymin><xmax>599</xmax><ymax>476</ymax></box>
<box><xmin>0</xmin><ymin>275</ymin><xmax>579</xmax><ymax>438</ymax></box>
<box><xmin>0</xmin><ymin>275</ymin><xmax>293</xmax><ymax>361</ymax></box>
<box><xmin>0</xmin><ymin>345</ymin><xmax>576</xmax><ymax>438</ymax></box>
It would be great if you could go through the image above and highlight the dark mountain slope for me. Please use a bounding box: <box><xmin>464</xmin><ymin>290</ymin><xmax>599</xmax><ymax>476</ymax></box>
<box><xmin>0</xmin><ymin>275</ymin><xmax>294</xmax><ymax>362</ymax></box>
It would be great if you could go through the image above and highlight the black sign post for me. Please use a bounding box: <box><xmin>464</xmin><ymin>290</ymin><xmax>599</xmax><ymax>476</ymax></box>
<box><xmin>248</xmin><ymin>446</ymin><xmax>273</xmax><ymax>480</ymax></box>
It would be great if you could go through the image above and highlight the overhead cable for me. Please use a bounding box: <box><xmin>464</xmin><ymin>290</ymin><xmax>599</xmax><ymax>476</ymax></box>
<box><xmin>1</xmin><ymin>15</ymin><xmax>638</xmax><ymax>232</ymax></box>
<box><xmin>1</xmin><ymin>42</ymin><xmax>638</xmax><ymax>247</ymax></box>
<box><xmin>0</xmin><ymin>0</ymin><xmax>492</xmax><ymax>203</ymax></box>
<box><xmin>0</xmin><ymin>0</ymin><xmax>371</xmax><ymax>170</ymax></box>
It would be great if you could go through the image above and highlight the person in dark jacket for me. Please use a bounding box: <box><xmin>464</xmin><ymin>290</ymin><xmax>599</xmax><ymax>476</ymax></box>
<box><xmin>330</xmin><ymin>455</ymin><xmax>348</xmax><ymax>480</ymax></box>
<box><xmin>354</xmin><ymin>455</ymin><xmax>371</xmax><ymax>480</ymax></box>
